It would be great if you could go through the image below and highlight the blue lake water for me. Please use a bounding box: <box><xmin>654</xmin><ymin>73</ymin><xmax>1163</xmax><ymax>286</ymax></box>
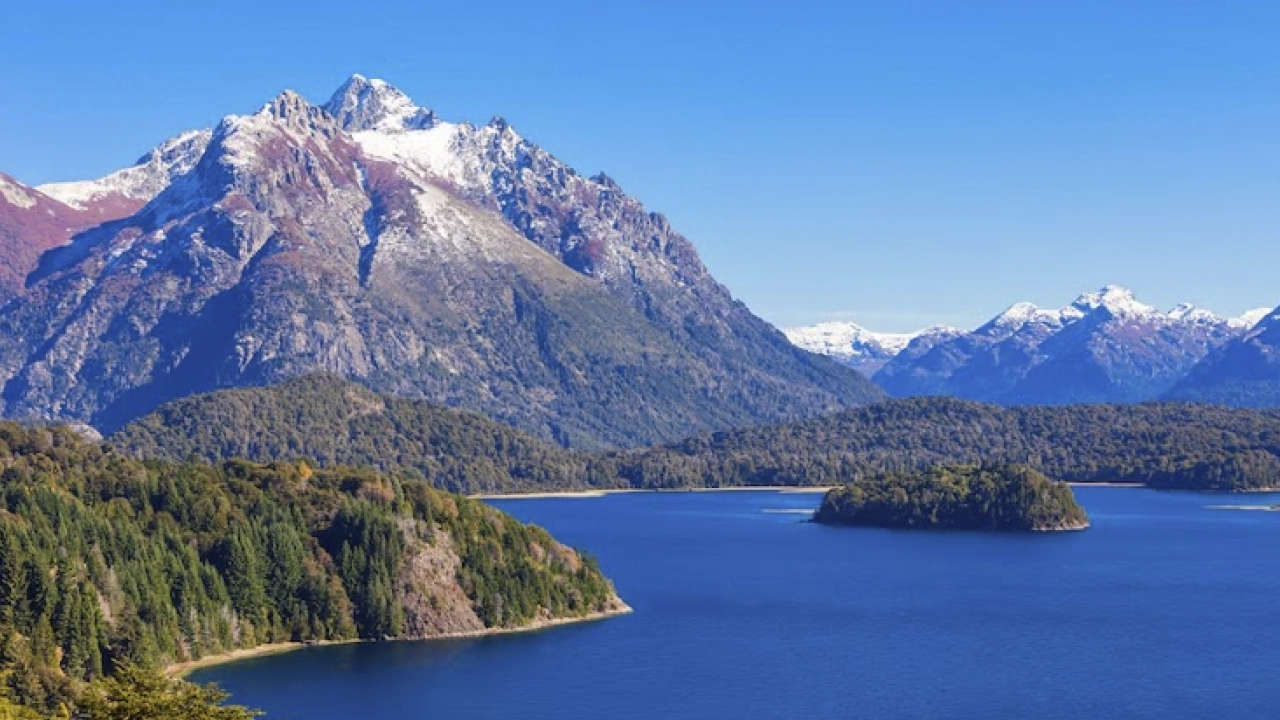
<box><xmin>193</xmin><ymin>488</ymin><xmax>1280</xmax><ymax>719</ymax></box>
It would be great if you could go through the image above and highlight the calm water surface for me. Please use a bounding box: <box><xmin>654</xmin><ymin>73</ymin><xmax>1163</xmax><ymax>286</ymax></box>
<box><xmin>194</xmin><ymin>488</ymin><xmax>1280</xmax><ymax>719</ymax></box>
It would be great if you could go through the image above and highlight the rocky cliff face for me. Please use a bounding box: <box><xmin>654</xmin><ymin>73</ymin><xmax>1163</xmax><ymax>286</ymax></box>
<box><xmin>0</xmin><ymin>77</ymin><xmax>880</xmax><ymax>447</ymax></box>
<box><xmin>393</xmin><ymin>524</ymin><xmax>628</xmax><ymax>640</ymax></box>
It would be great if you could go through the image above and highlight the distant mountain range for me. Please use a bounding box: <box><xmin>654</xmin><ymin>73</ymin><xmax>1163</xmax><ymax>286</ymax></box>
<box><xmin>783</xmin><ymin>323</ymin><xmax>961</xmax><ymax>375</ymax></box>
<box><xmin>1168</xmin><ymin>308</ymin><xmax>1280</xmax><ymax>407</ymax></box>
<box><xmin>0</xmin><ymin>75</ymin><xmax>880</xmax><ymax>448</ymax></box>
<box><xmin>788</xmin><ymin>286</ymin><xmax>1279</xmax><ymax>406</ymax></box>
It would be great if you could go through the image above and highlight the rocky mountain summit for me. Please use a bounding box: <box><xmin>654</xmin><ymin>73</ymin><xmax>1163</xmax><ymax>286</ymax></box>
<box><xmin>0</xmin><ymin>76</ymin><xmax>880</xmax><ymax>447</ymax></box>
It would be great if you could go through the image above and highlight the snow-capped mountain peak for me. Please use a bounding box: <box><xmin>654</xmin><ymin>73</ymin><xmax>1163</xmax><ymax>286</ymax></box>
<box><xmin>980</xmin><ymin>301</ymin><xmax>1077</xmax><ymax>336</ymax></box>
<box><xmin>786</xmin><ymin>322</ymin><xmax>916</xmax><ymax>357</ymax></box>
<box><xmin>981</xmin><ymin>287</ymin><xmax>1235</xmax><ymax>334</ymax></box>
<box><xmin>0</xmin><ymin>75</ymin><xmax>886</xmax><ymax>442</ymax></box>
<box><xmin>1070</xmin><ymin>284</ymin><xmax>1157</xmax><ymax>318</ymax></box>
<box><xmin>1167</xmin><ymin>302</ymin><xmax>1212</xmax><ymax>323</ymax></box>
<box><xmin>784</xmin><ymin>321</ymin><xmax>960</xmax><ymax>375</ymax></box>
<box><xmin>324</xmin><ymin>74</ymin><xmax>437</xmax><ymax>133</ymax></box>
<box><xmin>992</xmin><ymin>301</ymin><xmax>1052</xmax><ymax>326</ymax></box>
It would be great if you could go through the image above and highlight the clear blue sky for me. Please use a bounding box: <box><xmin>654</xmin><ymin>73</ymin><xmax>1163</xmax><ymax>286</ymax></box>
<box><xmin>3</xmin><ymin>1</ymin><xmax>1277</xmax><ymax>331</ymax></box>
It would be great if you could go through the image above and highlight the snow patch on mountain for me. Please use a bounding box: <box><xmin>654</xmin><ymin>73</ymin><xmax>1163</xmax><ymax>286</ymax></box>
<box><xmin>404</xmin><ymin>183</ymin><xmax>554</xmax><ymax>267</ymax></box>
<box><xmin>0</xmin><ymin>175</ymin><xmax>39</xmax><ymax>209</ymax></box>
<box><xmin>324</xmin><ymin>77</ymin><xmax>540</xmax><ymax>190</ymax></box>
<box><xmin>1167</xmin><ymin>303</ymin><xmax>1218</xmax><ymax>324</ymax></box>
<box><xmin>1242</xmin><ymin>308</ymin><xmax>1279</xmax><ymax>339</ymax></box>
<box><xmin>337</xmin><ymin>78</ymin><xmax>650</xmax><ymax>285</ymax></box>
<box><xmin>1230</xmin><ymin>307</ymin><xmax>1272</xmax><ymax>331</ymax></box>
<box><xmin>38</xmin><ymin>130</ymin><xmax>212</xmax><ymax>209</ymax></box>
<box><xmin>352</xmin><ymin>122</ymin><xmax>474</xmax><ymax>188</ymax></box>
<box><xmin>350</xmin><ymin>114</ymin><xmax>547</xmax><ymax>206</ymax></box>
<box><xmin>983</xmin><ymin>301</ymin><xmax>1077</xmax><ymax>336</ymax></box>
<box><xmin>1070</xmin><ymin>284</ymin><xmax>1157</xmax><ymax>318</ymax></box>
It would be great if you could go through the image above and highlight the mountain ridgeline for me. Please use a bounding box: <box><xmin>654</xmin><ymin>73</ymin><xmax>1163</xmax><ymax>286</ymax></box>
<box><xmin>113</xmin><ymin>376</ymin><xmax>1280</xmax><ymax>493</ymax></box>
<box><xmin>0</xmin><ymin>76</ymin><xmax>879</xmax><ymax>450</ymax></box>
<box><xmin>788</xmin><ymin>286</ymin><xmax>1280</xmax><ymax>407</ymax></box>
<box><xmin>813</xmin><ymin>464</ymin><xmax>1089</xmax><ymax>532</ymax></box>
<box><xmin>1168</xmin><ymin>308</ymin><xmax>1280</xmax><ymax>408</ymax></box>
<box><xmin>0</xmin><ymin>422</ymin><xmax>623</xmax><ymax>716</ymax></box>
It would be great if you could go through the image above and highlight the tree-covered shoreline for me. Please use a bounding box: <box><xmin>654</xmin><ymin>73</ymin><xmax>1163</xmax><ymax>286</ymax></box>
<box><xmin>0</xmin><ymin>423</ymin><xmax>622</xmax><ymax>718</ymax></box>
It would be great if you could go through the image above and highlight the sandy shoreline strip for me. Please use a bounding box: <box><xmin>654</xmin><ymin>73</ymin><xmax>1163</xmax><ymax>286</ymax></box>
<box><xmin>167</xmin><ymin>604</ymin><xmax>633</xmax><ymax>678</ymax></box>
<box><xmin>166</xmin><ymin>640</ymin><xmax>360</xmax><ymax>678</ymax></box>
<box><xmin>472</xmin><ymin>486</ymin><xmax>836</xmax><ymax>500</ymax></box>
<box><xmin>475</xmin><ymin>483</ymin><xmax>1153</xmax><ymax>499</ymax></box>
<box><xmin>470</xmin><ymin>489</ymin><xmax>634</xmax><ymax>500</ymax></box>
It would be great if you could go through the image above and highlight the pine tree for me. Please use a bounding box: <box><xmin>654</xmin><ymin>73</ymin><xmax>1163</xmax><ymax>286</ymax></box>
<box><xmin>79</xmin><ymin>663</ymin><xmax>260</xmax><ymax>720</ymax></box>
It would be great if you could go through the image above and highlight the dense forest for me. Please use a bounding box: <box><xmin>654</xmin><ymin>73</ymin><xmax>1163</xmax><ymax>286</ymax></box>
<box><xmin>813</xmin><ymin>464</ymin><xmax>1089</xmax><ymax>532</ymax></box>
<box><xmin>613</xmin><ymin>398</ymin><xmax>1280</xmax><ymax>492</ymax></box>
<box><xmin>110</xmin><ymin>375</ymin><xmax>617</xmax><ymax>494</ymax></box>
<box><xmin>0</xmin><ymin>422</ymin><xmax>621</xmax><ymax>717</ymax></box>
<box><xmin>113</xmin><ymin>376</ymin><xmax>1280</xmax><ymax>494</ymax></box>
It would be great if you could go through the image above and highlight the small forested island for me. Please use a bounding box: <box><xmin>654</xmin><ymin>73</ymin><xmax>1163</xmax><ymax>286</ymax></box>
<box><xmin>813</xmin><ymin>464</ymin><xmax>1089</xmax><ymax>532</ymax></box>
<box><xmin>0</xmin><ymin>423</ymin><xmax>625</xmax><ymax>719</ymax></box>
